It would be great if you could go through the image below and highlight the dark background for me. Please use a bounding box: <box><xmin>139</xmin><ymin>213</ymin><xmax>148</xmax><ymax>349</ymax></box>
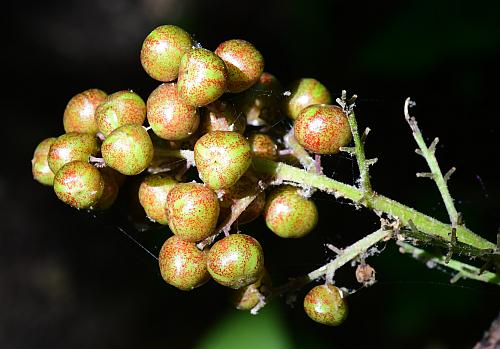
<box><xmin>1</xmin><ymin>0</ymin><xmax>500</xmax><ymax>348</ymax></box>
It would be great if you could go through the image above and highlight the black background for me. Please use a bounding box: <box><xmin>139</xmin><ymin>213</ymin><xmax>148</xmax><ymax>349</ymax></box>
<box><xmin>1</xmin><ymin>0</ymin><xmax>500</xmax><ymax>348</ymax></box>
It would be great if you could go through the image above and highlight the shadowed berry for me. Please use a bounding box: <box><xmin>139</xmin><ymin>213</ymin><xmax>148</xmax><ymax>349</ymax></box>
<box><xmin>48</xmin><ymin>133</ymin><xmax>99</xmax><ymax>174</ymax></box>
<box><xmin>294</xmin><ymin>104</ymin><xmax>352</xmax><ymax>154</ymax></box>
<box><xmin>95</xmin><ymin>91</ymin><xmax>146</xmax><ymax>136</ymax></box>
<box><xmin>304</xmin><ymin>285</ymin><xmax>348</xmax><ymax>326</ymax></box>
<box><xmin>92</xmin><ymin>170</ymin><xmax>119</xmax><ymax>210</ymax></box>
<box><xmin>63</xmin><ymin>89</ymin><xmax>107</xmax><ymax>134</ymax></box>
<box><xmin>220</xmin><ymin>175</ymin><xmax>266</xmax><ymax>225</ymax></box>
<box><xmin>200</xmin><ymin>100</ymin><xmax>246</xmax><ymax>134</ymax></box>
<box><xmin>32</xmin><ymin>137</ymin><xmax>56</xmax><ymax>186</ymax></box>
<box><xmin>231</xmin><ymin>270</ymin><xmax>271</xmax><ymax>310</ymax></box>
<box><xmin>158</xmin><ymin>235</ymin><xmax>210</xmax><ymax>291</ymax></box>
<box><xmin>138</xmin><ymin>174</ymin><xmax>177</xmax><ymax>224</ymax></box>
<box><xmin>248</xmin><ymin>133</ymin><xmax>278</xmax><ymax>160</ymax></box>
<box><xmin>284</xmin><ymin>78</ymin><xmax>331</xmax><ymax>120</ymax></box>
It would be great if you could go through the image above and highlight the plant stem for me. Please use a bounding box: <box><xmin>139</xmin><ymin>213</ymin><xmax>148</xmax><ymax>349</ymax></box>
<box><xmin>283</xmin><ymin>129</ymin><xmax>317</xmax><ymax>172</ymax></box>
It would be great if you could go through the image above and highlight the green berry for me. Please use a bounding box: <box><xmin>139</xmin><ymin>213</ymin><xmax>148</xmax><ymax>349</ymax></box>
<box><xmin>248</xmin><ymin>133</ymin><xmax>278</xmax><ymax>160</ymax></box>
<box><xmin>303</xmin><ymin>285</ymin><xmax>348</xmax><ymax>326</ymax></box>
<box><xmin>140</xmin><ymin>25</ymin><xmax>193</xmax><ymax>82</ymax></box>
<box><xmin>147</xmin><ymin>83</ymin><xmax>200</xmax><ymax>141</ymax></box>
<box><xmin>166</xmin><ymin>183</ymin><xmax>219</xmax><ymax>242</ymax></box>
<box><xmin>284</xmin><ymin>78</ymin><xmax>331</xmax><ymax>120</ymax></box>
<box><xmin>207</xmin><ymin>233</ymin><xmax>265</xmax><ymax>289</ymax></box>
<box><xmin>92</xmin><ymin>170</ymin><xmax>119</xmax><ymax>210</ymax></box>
<box><xmin>215</xmin><ymin>39</ymin><xmax>264</xmax><ymax>93</ymax></box>
<box><xmin>48</xmin><ymin>132</ymin><xmax>99</xmax><ymax>174</ymax></box>
<box><xmin>53</xmin><ymin>160</ymin><xmax>104</xmax><ymax>209</ymax></box>
<box><xmin>194</xmin><ymin>131</ymin><xmax>252</xmax><ymax>190</ymax></box>
<box><xmin>95</xmin><ymin>91</ymin><xmax>146</xmax><ymax>136</ymax></box>
<box><xmin>178</xmin><ymin>48</ymin><xmax>227</xmax><ymax>107</ymax></box>
<box><xmin>200</xmin><ymin>100</ymin><xmax>246</xmax><ymax>134</ymax></box>
<box><xmin>138</xmin><ymin>174</ymin><xmax>177</xmax><ymax>224</ymax></box>
<box><xmin>63</xmin><ymin>89</ymin><xmax>107</xmax><ymax>134</ymax></box>
<box><xmin>32</xmin><ymin>137</ymin><xmax>56</xmax><ymax>186</ymax></box>
<box><xmin>101</xmin><ymin>124</ymin><xmax>154</xmax><ymax>175</ymax></box>
<box><xmin>220</xmin><ymin>175</ymin><xmax>266</xmax><ymax>225</ymax></box>
<box><xmin>231</xmin><ymin>270</ymin><xmax>271</xmax><ymax>310</ymax></box>
<box><xmin>264</xmin><ymin>185</ymin><xmax>318</xmax><ymax>238</ymax></box>
<box><xmin>294</xmin><ymin>104</ymin><xmax>352</xmax><ymax>154</ymax></box>
<box><xmin>158</xmin><ymin>235</ymin><xmax>210</xmax><ymax>291</ymax></box>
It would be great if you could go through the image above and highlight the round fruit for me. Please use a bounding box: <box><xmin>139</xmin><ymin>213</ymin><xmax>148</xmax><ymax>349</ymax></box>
<box><xmin>294</xmin><ymin>104</ymin><xmax>352</xmax><ymax>154</ymax></box>
<box><xmin>303</xmin><ymin>285</ymin><xmax>348</xmax><ymax>326</ymax></box>
<box><xmin>232</xmin><ymin>270</ymin><xmax>271</xmax><ymax>310</ymax></box>
<box><xmin>101</xmin><ymin>124</ymin><xmax>154</xmax><ymax>175</ymax></box>
<box><xmin>200</xmin><ymin>100</ymin><xmax>246</xmax><ymax>134</ymax></box>
<box><xmin>140</xmin><ymin>25</ymin><xmax>193</xmax><ymax>82</ymax></box>
<box><xmin>158</xmin><ymin>235</ymin><xmax>210</xmax><ymax>291</ymax></box>
<box><xmin>32</xmin><ymin>137</ymin><xmax>56</xmax><ymax>186</ymax></box>
<box><xmin>48</xmin><ymin>132</ymin><xmax>99</xmax><ymax>174</ymax></box>
<box><xmin>177</xmin><ymin>48</ymin><xmax>227</xmax><ymax>107</ymax></box>
<box><xmin>63</xmin><ymin>89</ymin><xmax>107</xmax><ymax>134</ymax></box>
<box><xmin>53</xmin><ymin>160</ymin><xmax>104</xmax><ymax>209</ymax></box>
<box><xmin>207</xmin><ymin>233</ymin><xmax>264</xmax><ymax>289</ymax></box>
<box><xmin>220</xmin><ymin>175</ymin><xmax>266</xmax><ymax>225</ymax></box>
<box><xmin>284</xmin><ymin>78</ymin><xmax>331</xmax><ymax>120</ymax></box>
<box><xmin>138</xmin><ymin>174</ymin><xmax>177</xmax><ymax>224</ymax></box>
<box><xmin>194</xmin><ymin>131</ymin><xmax>252</xmax><ymax>190</ymax></box>
<box><xmin>166</xmin><ymin>183</ymin><xmax>219</xmax><ymax>242</ymax></box>
<box><xmin>264</xmin><ymin>185</ymin><xmax>318</xmax><ymax>238</ymax></box>
<box><xmin>95</xmin><ymin>90</ymin><xmax>146</xmax><ymax>136</ymax></box>
<box><xmin>92</xmin><ymin>170</ymin><xmax>119</xmax><ymax>210</ymax></box>
<box><xmin>147</xmin><ymin>83</ymin><xmax>199</xmax><ymax>140</ymax></box>
<box><xmin>215</xmin><ymin>39</ymin><xmax>264</xmax><ymax>93</ymax></box>
<box><xmin>247</xmin><ymin>133</ymin><xmax>278</xmax><ymax>160</ymax></box>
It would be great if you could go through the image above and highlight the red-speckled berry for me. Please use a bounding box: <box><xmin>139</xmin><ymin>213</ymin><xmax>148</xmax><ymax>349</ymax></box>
<box><xmin>166</xmin><ymin>183</ymin><xmax>219</xmax><ymax>242</ymax></box>
<box><xmin>158</xmin><ymin>235</ymin><xmax>210</xmax><ymax>291</ymax></box>
<box><xmin>48</xmin><ymin>133</ymin><xmax>99</xmax><ymax>174</ymax></box>
<box><xmin>264</xmin><ymin>185</ymin><xmax>318</xmax><ymax>238</ymax></box>
<box><xmin>303</xmin><ymin>285</ymin><xmax>348</xmax><ymax>326</ymax></box>
<box><xmin>32</xmin><ymin>137</ymin><xmax>56</xmax><ymax>186</ymax></box>
<box><xmin>147</xmin><ymin>83</ymin><xmax>199</xmax><ymax>141</ymax></box>
<box><xmin>63</xmin><ymin>89</ymin><xmax>107</xmax><ymax>134</ymax></box>
<box><xmin>95</xmin><ymin>91</ymin><xmax>146</xmax><ymax>136</ymax></box>
<box><xmin>178</xmin><ymin>48</ymin><xmax>227</xmax><ymax>107</ymax></box>
<box><xmin>53</xmin><ymin>160</ymin><xmax>104</xmax><ymax>209</ymax></box>
<box><xmin>231</xmin><ymin>270</ymin><xmax>271</xmax><ymax>310</ymax></box>
<box><xmin>200</xmin><ymin>100</ymin><xmax>246</xmax><ymax>134</ymax></box>
<box><xmin>138</xmin><ymin>174</ymin><xmax>177</xmax><ymax>224</ymax></box>
<box><xmin>294</xmin><ymin>104</ymin><xmax>352</xmax><ymax>154</ymax></box>
<box><xmin>140</xmin><ymin>25</ymin><xmax>193</xmax><ymax>82</ymax></box>
<box><xmin>194</xmin><ymin>131</ymin><xmax>251</xmax><ymax>190</ymax></box>
<box><xmin>215</xmin><ymin>39</ymin><xmax>264</xmax><ymax>93</ymax></box>
<box><xmin>101</xmin><ymin>124</ymin><xmax>154</xmax><ymax>175</ymax></box>
<box><xmin>284</xmin><ymin>78</ymin><xmax>331</xmax><ymax>120</ymax></box>
<box><xmin>92</xmin><ymin>170</ymin><xmax>119</xmax><ymax>210</ymax></box>
<box><xmin>247</xmin><ymin>133</ymin><xmax>278</xmax><ymax>160</ymax></box>
<box><xmin>207</xmin><ymin>233</ymin><xmax>264</xmax><ymax>289</ymax></box>
<box><xmin>220</xmin><ymin>175</ymin><xmax>266</xmax><ymax>225</ymax></box>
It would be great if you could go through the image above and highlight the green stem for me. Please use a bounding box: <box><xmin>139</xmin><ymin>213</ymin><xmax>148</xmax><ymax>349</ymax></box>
<box><xmin>283</xmin><ymin>129</ymin><xmax>317</xmax><ymax>172</ymax></box>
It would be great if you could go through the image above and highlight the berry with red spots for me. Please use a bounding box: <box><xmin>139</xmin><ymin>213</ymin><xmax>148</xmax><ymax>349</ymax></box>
<box><xmin>95</xmin><ymin>91</ymin><xmax>146</xmax><ymax>136</ymax></box>
<box><xmin>177</xmin><ymin>48</ymin><xmax>227</xmax><ymax>107</ymax></box>
<box><xmin>101</xmin><ymin>124</ymin><xmax>154</xmax><ymax>175</ymax></box>
<box><xmin>48</xmin><ymin>132</ymin><xmax>99</xmax><ymax>174</ymax></box>
<box><xmin>140</xmin><ymin>25</ymin><xmax>193</xmax><ymax>82</ymax></box>
<box><xmin>53</xmin><ymin>160</ymin><xmax>104</xmax><ymax>209</ymax></box>
<box><xmin>63</xmin><ymin>89</ymin><xmax>107</xmax><ymax>134</ymax></box>
<box><xmin>200</xmin><ymin>100</ymin><xmax>246</xmax><ymax>134</ymax></box>
<box><xmin>158</xmin><ymin>235</ymin><xmax>210</xmax><ymax>291</ymax></box>
<box><xmin>215</xmin><ymin>39</ymin><xmax>264</xmax><ymax>93</ymax></box>
<box><xmin>294</xmin><ymin>104</ymin><xmax>351</xmax><ymax>154</ymax></box>
<box><xmin>247</xmin><ymin>132</ymin><xmax>278</xmax><ymax>160</ymax></box>
<box><xmin>264</xmin><ymin>185</ymin><xmax>318</xmax><ymax>238</ymax></box>
<box><xmin>207</xmin><ymin>233</ymin><xmax>265</xmax><ymax>289</ymax></box>
<box><xmin>284</xmin><ymin>78</ymin><xmax>331</xmax><ymax>120</ymax></box>
<box><xmin>303</xmin><ymin>284</ymin><xmax>348</xmax><ymax>326</ymax></box>
<box><xmin>138</xmin><ymin>174</ymin><xmax>177</xmax><ymax>224</ymax></box>
<box><xmin>32</xmin><ymin>137</ymin><xmax>56</xmax><ymax>186</ymax></box>
<box><xmin>166</xmin><ymin>183</ymin><xmax>219</xmax><ymax>242</ymax></box>
<box><xmin>194</xmin><ymin>131</ymin><xmax>252</xmax><ymax>190</ymax></box>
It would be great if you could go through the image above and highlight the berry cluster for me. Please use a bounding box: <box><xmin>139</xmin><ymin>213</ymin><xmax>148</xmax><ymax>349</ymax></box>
<box><xmin>31</xmin><ymin>24</ymin><xmax>352</xmax><ymax>325</ymax></box>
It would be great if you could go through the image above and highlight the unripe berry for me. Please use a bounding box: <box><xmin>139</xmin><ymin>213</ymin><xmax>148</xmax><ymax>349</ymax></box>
<box><xmin>284</xmin><ymin>78</ymin><xmax>331</xmax><ymax>120</ymax></box>
<box><xmin>194</xmin><ymin>131</ymin><xmax>252</xmax><ymax>190</ymax></box>
<box><xmin>95</xmin><ymin>91</ymin><xmax>146</xmax><ymax>136</ymax></box>
<box><xmin>264</xmin><ymin>185</ymin><xmax>318</xmax><ymax>238</ymax></box>
<box><xmin>63</xmin><ymin>89</ymin><xmax>107</xmax><ymax>134</ymax></box>
<box><xmin>32</xmin><ymin>137</ymin><xmax>56</xmax><ymax>186</ymax></box>
<box><xmin>215</xmin><ymin>39</ymin><xmax>264</xmax><ymax>93</ymax></box>
<box><xmin>231</xmin><ymin>270</ymin><xmax>271</xmax><ymax>310</ymax></box>
<box><xmin>294</xmin><ymin>104</ymin><xmax>352</xmax><ymax>154</ymax></box>
<box><xmin>207</xmin><ymin>233</ymin><xmax>264</xmax><ymax>289</ymax></box>
<box><xmin>53</xmin><ymin>160</ymin><xmax>104</xmax><ymax>209</ymax></box>
<box><xmin>101</xmin><ymin>124</ymin><xmax>154</xmax><ymax>175</ymax></box>
<box><xmin>138</xmin><ymin>174</ymin><xmax>177</xmax><ymax>224</ymax></box>
<box><xmin>178</xmin><ymin>48</ymin><xmax>227</xmax><ymax>107</ymax></box>
<box><xmin>247</xmin><ymin>132</ymin><xmax>278</xmax><ymax>160</ymax></box>
<box><xmin>158</xmin><ymin>235</ymin><xmax>210</xmax><ymax>291</ymax></box>
<box><xmin>48</xmin><ymin>132</ymin><xmax>99</xmax><ymax>174</ymax></box>
<box><xmin>166</xmin><ymin>183</ymin><xmax>219</xmax><ymax>242</ymax></box>
<box><xmin>140</xmin><ymin>25</ymin><xmax>193</xmax><ymax>82</ymax></box>
<box><xmin>92</xmin><ymin>170</ymin><xmax>119</xmax><ymax>210</ymax></box>
<box><xmin>200</xmin><ymin>100</ymin><xmax>246</xmax><ymax>134</ymax></box>
<box><xmin>147</xmin><ymin>83</ymin><xmax>199</xmax><ymax>141</ymax></box>
<box><xmin>303</xmin><ymin>285</ymin><xmax>348</xmax><ymax>326</ymax></box>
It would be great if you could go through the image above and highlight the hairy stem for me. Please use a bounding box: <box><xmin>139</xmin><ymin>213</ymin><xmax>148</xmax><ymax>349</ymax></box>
<box><xmin>283</xmin><ymin>129</ymin><xmax>317</xmax><ymax>172</ymax></box>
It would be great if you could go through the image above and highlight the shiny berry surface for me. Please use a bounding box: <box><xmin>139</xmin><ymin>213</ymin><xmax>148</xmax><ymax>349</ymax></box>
<box><xmin>138</xmin><ymin>174</ymin><xmax>177</xmax><ymax>225</ymax></box>
<box><xmin>63</xmin><ymin>88</ymin><xmax>107</xmax><ymax>134</ymax></box>
<box><xmin>284</xmin><ymin>78</ymin><xmax>331</xmax><ymax>120</ymax></box>
<box><xmin>247</xmin><ymin>132</ymin><xmax>278</xmax><ymax>160</ymax></box>
<box><xmin>303</xmin><ymin>285</ymin><xmax>348</xmax><ymax>326</ymax></box>
<box><xmin>95</xmin><ymin>91</ymin><xmax>146</xmax><ymax>136</ymax></box>
<box><xmin>32</xmin><ymin>137</ymin><xmax>56</xmax><ymax>186</ymax></box>
<box><xmin>48</xmin><ymin>132</ymin><xmax>99</xmax><ymax>174</ymax></box>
